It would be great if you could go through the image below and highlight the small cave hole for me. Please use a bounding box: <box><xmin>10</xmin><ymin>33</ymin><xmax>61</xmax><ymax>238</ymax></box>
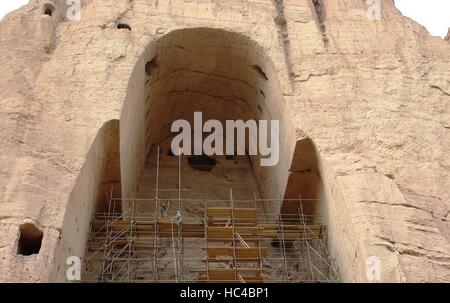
<box><xmin>43</xmin><ymin>4</ymin><xmax>55</xmax><ymax>17</ymax></box>
<box><xmin>188</xmin><ymin>155</ymin><xmax>217</xmax><ymax>171</ymax></box>
<box><xmin>385</xmin><ymin>173</ymin><xmax>395</xmax><ymax>180</ymax></box>
<box><xmin>17</xmin><ymin>223</ymin><xmax>43</xmax><ymax>256</ymax></box>
<box><xmin>117</xmin><ymin>23</ymin><xmax>132</xmax><ymax>31</ymax></box>
<box><xmin>251</xmin><ymin>65</ymin><xmax>268</xmax><ymax>81</ymax></box>
<box><xmin>145</xmin><ymin>56</ymin><xmax>159</xmax><ymax>76</ymax></box>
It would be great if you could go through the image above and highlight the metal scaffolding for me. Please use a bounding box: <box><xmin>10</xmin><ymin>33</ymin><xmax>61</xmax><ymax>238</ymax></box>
<box><xmin>82</xmin><ymin>148</ymin><xmax>339</xmax><ymax>283</ymax></box>
<box><xmin>83</xmin><ymin>198</ymin><xmax>339</xmax><ymax>282</ymax></box>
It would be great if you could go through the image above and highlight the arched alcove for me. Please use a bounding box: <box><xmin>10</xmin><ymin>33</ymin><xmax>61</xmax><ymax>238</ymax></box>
<box><xmin>119</xmin><ymin>28</ymin><xmax>297</xmax><ymax>214</ymax></box>
<box><xmin>54</xmin><ymin>120</ymin><xmax>121</xmax><ymax>281</ymax></box>
<box><xmin>281</xmin><ymin>138</ymin><xmax>324</xmax><ymax>223</ymax></box>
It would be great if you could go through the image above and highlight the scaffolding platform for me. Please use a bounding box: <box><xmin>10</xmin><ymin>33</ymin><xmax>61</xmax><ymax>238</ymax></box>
<box><xmin>82</xmin><ymin>148</ymin><xmax>339</xmax><ymax>283</ymax></box>
<box><xmin>84</xmin><ymin>200</ymin><xmax>339</xmax><ymax>283</ymax></box>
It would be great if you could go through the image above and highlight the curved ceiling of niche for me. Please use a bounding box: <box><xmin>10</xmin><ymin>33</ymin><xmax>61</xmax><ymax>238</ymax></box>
<box><xmin>145</xmin><ymin>28</ymin><xmax>278</xmax><ymax>145</ymax></box>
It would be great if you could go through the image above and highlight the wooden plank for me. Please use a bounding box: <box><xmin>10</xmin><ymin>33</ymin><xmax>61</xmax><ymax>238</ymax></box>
<box><xmin>181</xmin><ymin>223</ymin><xmax>205</xmax><ymax>231</ymax></box>
<box><xmin>205</xmin><ymin>247</ymin><xmax>268</xmax><ymax>258</ymax></box>
<box><xmin>207</xmin><ymin>208</ymin><xmax>257</xmax><ymax>219</ymax></box>
<box><xmin>206</xmin><ymin>227</ymin><xmax>261</xmax><ymax>241</ymax></box>
<box><xmin>92</xmin><ymin>220</ymin><xmax>323</xmax><ymax>240</ymax></box>
<box><xmin>207</xmin><ymin>227</ymin><xmax>233</xmax><ymax>239</ymax></box>
<box><xmin>233</xmin><ymin>208</ymin><xmax>257</xmax><ymax>219</ymax></box>
<box><xmin>207</xmin><ymin>238</ymin><xmax>260</xmax><ymax>243</ymax></box>
<box><xmin>207</xmin><ymin>208</ymin><xmax>232</xmax><ymax>218</ymax></box>
<box><xmin>93</xmin><ymin>220</ymin><xmax>322</xmax><ymax>234</ymax></box>
<box><xmin>260</xmin><ymin>223</ymin><xmax>322</xmax><ymax>231</ymax></box>
<box><xmin>208</xmin><ymin>220</ymin><xmax>257</xmax><ymax>228</ymax></box>
<box><xmin>234</xmin><ymin>227</ymin><xmax>259</xmax><ymax>236</ymax></box>
<box><xmin>202</xmin><ymin>258</ymin><xmax>261</xmax><ymax>264</ymax></box>
<box><xmin>208</xmin><ymin>221</ymin><xmax>257</xmax><ymax>226</ymax></box>
<box><xmin>260</xmin><ymin>231</ymin><xmax>320</xmax><ymax>240</ymax></box>
<box><xmin>205</xmin><ymin>247</ymin><xmax>233</xmax><ymax>256</ymax></box>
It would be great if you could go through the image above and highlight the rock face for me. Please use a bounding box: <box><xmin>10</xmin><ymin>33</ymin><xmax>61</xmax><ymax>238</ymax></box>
<box><xmin>0</xmin><ymin>0</ymin><xmax>448</xmax><ymax>282</ymax></box>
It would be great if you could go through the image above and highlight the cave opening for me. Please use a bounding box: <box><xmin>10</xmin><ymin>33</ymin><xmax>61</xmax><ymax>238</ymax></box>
<box><xmin>117</xmin><ymin>23</ymin><xmax>132</xmax><ymax>31</ymax></box>
<box><xmin>17</xmin><ymin>223</ymin><xmax>43</xmax><ymax>256</ymax></box>
<box><xmin>43</xmin><ymin>4</ymin><xmax>55</xmax><ymax>17</ymax></box>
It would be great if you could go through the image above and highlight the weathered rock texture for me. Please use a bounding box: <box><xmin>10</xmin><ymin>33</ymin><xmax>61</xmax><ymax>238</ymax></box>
<box><xmin>0</xmin><ymin>0</ymin><xmax>448</xmax><ymax>282</ymax></box>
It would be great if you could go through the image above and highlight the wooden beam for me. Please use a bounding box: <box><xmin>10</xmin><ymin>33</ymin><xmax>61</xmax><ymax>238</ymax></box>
<box><xmin>91</xmin><ymin>220</ymin><xmax>323</xmax><ymax>240</ymax></box>
<box><xmin>207</xmin><ymin>208</ymin><xmax>258</xmax><ymax>219</ymax></box>
<box><xmin>207</xmin><ymin>227</ymin><xmax>233</xmax><ymax>239</ymax></box>
<box><xmin>205</xmin><ymin>247</ymin><xmax>268</xmax><ymax>258</ymax></box>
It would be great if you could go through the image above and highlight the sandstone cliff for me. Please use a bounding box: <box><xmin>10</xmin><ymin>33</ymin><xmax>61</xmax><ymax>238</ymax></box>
<box><xmin>0</xmin><ymin>0</ymin><xmax>448</xmax><ymax>282</ymax></box>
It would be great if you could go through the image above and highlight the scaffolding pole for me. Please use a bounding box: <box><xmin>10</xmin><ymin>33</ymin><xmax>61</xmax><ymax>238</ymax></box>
<box><xmin>255</xmin><ymin>193</ymin><xmax>264</xmax><ymax>281</ymax></box>
<box><xmin>229</xmin><ymin>189</ymin><xmax>239</xmax><ymax>283</ymax></box>
<box><xmin>153</xmin><ymin>146</ymin><xmax>160</xmax><ymax>283</ymax></box>
<box><xmin>177</xmin><ymin>151</ymin><xmax>183</xmax><ymax>282</ymax></box>
<box><xmin>127</xmin><ymin>198</ymin><xmax>136</xmax><ymax>281</ymax></box>
<box><xmin>204</xmin><ymin>200</ymin><xmax>209</xmax><ymax>282</ymax></box>
<box><xmin>84</xmin><ymin>161</ymin><xmax>338</xmax><ymax>284</ymax></box>
<box><xmin>278</xmin><ymin>211</ymin><xmax>289</xmax><ymax>282</ymax></box>
<box><xmin>100</xmin><ymin>188</ymin><xmax>114</xmax><ymax>281</ymax></box>
<box><xmin>299</xmin><ymin>195</ymin><xmax>315</xmax><ymax>281</ymax></box>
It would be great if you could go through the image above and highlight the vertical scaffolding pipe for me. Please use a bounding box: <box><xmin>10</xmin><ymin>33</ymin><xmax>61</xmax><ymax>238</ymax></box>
<box><xmin>178</xmin><ymin>150</ymin><xmax>181</xmax><ymax>211</ymax></box>
<box><xmin>127</xmin><ymin>197</ymin><xmax>136</xmax><ymax>281</ymax></box>
<box><xmin>230</xmin><ymin>189</ymin><xmax>238</xmax><ymax>282</ymax></box>
<box><xmin>299</xmin><ymin>195</ymin><xmax>315</xmax><ymax>281</ymax></box>
<box><xmin>178</xmin><ymin>231</ymin><xmax>183</xmax><ymax>282</ymax></box>
<box><xmin>153</xmin><ymin>216</ymin><xmax>158</xmax><ymax>283</ymax></box>
<box><xmin>255</xmin><ymin>193</ymin><xmax>264</xmax><ymax>281</ymax></box>
<box><xmin>155</xmin><ymin>146</ymin><xmax>160</xmax><ymax>215</ymax></box>
<box><xmin>204</xmin><ymin>199</ymin><xmax>209</xmax><ymax>282</ymax></box>
<box><xmin>84</xmin><ymin>212</ymin><xmax>94</xmax><ymax>275</ymax></box>
<box><xmin>278</xmin><ymin>210</ymin><xmax>289</xmax><ymax>282</ymax></box>
<box><xmin>153</xmin><ymin>147</ymin><xmax>160</xmax><ymax>283</ymax></box>
<box><xmin>177</xmin><ymin>150</ymin><xmax>183</xmax><ymax>281</ymax></box>
<box><xmin>108</xmin><ymin>192</ymin><xmax>119</xmax><ymax>281</ymax></box>
<box><xmin>101</xmin><ymin>188</ymin><xmax>114</xmax><ymax>281</ymax></box>
<box><xmin>171</xmin><ymin>217</ymin><xmax>179</xmax><ymax>283</ymax></box>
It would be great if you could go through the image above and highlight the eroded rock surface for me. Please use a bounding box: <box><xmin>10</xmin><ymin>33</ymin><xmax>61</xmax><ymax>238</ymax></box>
<box><xmin>0</xmin><ymin>0</ymin><xmax>448</xmax><ymax>282</ymax></box>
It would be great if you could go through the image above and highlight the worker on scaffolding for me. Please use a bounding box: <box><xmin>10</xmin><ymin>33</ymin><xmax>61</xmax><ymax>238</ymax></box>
<box><xmin>175</xmin><ymin>210</ymin><xmax>182</xmax><ymax>225</ymax></box>
<box><xmin>160</xmin><ymin>202</ymin><xmax>168</xmax><ymax>217</ymax></box>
